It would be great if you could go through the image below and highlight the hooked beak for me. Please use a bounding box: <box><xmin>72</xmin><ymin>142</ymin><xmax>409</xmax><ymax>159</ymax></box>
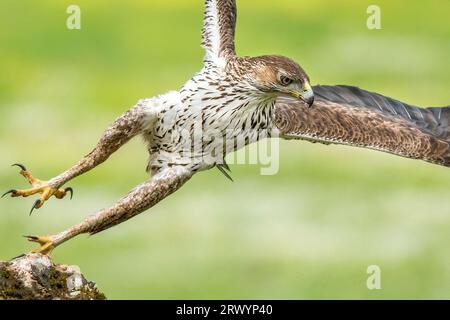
<box><xmin>284</xmin><ymin>82</ymin><xmax>314</xmax><ymax>107</ymax></box>
<box><xmin>299</xmin><ymin>82</ymin><xmax>315</xmax><ymax>107</ymax></box>
<box><xmin>289</xmin><ymin>82</ymin><xmax>315</xmax><ymax>107</ymax></box>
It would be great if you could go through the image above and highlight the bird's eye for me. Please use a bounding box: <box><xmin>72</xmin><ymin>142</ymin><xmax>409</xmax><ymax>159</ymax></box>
<box><xmin>279</xmin><ymin>76</ymin><xmax>293</xmax><ymax>86</ymax></box>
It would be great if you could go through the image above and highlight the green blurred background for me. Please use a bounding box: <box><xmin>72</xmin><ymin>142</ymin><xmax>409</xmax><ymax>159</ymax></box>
<box><xmin>1</xmin><ymin>0</ymin><xmax>450</xmax><ymax>299</ymax></box>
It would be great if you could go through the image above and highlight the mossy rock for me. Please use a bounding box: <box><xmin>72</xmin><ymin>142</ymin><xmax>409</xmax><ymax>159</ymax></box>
<box><xmin>0</xmin><ymin>254</ymin><xmax>106</xmax><ymax>300</ymax></box>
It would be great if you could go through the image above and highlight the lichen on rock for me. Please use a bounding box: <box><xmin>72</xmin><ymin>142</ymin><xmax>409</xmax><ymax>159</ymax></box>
<box><xmin>0</xmin><ymin>253</ymin><xmax>105</xmax><ymax>300</ymax></box>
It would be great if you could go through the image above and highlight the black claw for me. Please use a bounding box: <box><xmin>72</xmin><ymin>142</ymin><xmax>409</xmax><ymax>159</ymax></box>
<box><xmin>29</xmin><ymin>200</ymin><xmax>41</xmax><ymax>216</ymax></box>
<box><xmin>10</xmin><ymin>253</ymin><xmax>26</xmax><ymax>261</ymax></box>
<box><xmin>1</xmin><ymin>189</ymin><xmax>17</xmax><ymax>198</ymax></box>
<box><xmin>24</xmin><ymin>235</ymin><xmax>38</xmax><ymax>241</ymax></box>
<box><xmin>65</xmin><ymin>187</ymin><xmax>74</xmax><ymax>200</ymax></box>
<box><xmin>12</xmin><ymin>163</ymin><xmax>27</xmax><ymax>171</ymax></box>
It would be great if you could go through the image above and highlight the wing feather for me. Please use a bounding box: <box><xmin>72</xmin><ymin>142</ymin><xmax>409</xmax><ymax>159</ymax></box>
<box><xmin>274</xmin><ymin>85</ymin><xmax>450</xmax><ymax>167</ymax></box>
<box><xmin>202</xmin><ymin>0</ymin><xmax>237</xmax><ymax>66</ymax></box>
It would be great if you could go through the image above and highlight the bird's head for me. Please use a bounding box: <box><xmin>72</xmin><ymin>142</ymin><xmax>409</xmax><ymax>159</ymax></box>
<box><xmin>241</xmin><ymin>55</ymin><xmax>314</xmax><ymax>107</ymax></box>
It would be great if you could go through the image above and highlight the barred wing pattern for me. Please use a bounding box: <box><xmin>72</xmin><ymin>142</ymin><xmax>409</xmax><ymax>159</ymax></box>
<box><xmin>274</xmin><ymin>85</ymin><xmax>450</xmax><ymax>167</ymax></box>
<box><xmin>202</xmin><ymin>0</ymin><xmax>237</xmax><ymax>65</ymax></box>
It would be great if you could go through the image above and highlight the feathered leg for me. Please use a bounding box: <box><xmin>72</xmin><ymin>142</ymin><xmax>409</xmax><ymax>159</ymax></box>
<box><xmin>3</xmin><ymin>100</ymin><xmax>155</xmax><ymax>212</ymax></box>
<box><xmin>26</xmin><ymin>166</ymin><xmax>193</xmax><ymax>254</ymax></box>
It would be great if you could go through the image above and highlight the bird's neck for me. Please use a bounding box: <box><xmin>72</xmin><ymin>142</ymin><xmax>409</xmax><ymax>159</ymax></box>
<box><xmin>181</xmin><ymin>67</ymin><xmax>278</xmax><ymax>141</ymax></box>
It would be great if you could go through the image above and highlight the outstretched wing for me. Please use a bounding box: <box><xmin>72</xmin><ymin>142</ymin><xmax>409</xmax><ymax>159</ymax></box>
<box><xmin>274</xmin><ymin>85</ymin><xmax>450</xmax><ymax>167</ymax></box>
<box><xmin>202</xmin><ymin>0</ymin><xmax>237</xmax><ymax>66</ymax></box>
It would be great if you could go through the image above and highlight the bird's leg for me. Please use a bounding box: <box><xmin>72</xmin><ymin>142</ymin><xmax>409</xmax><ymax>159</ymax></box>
<box><xmin>1</xmin><ymin>164</ymin><xmax>73</xmax><ymax>215</ymax></box>
<box><xmin>24</xmin><ymin>235</ymin><xmax>55</xmax><ymax>255</ymax></box>
<box><xmin>2</xmin><ymin>101</ymin><xmax>153</xmax><ymax>213</ymax></box>
<box><xmin>24</xmin><ymin>166</ymin><xmax>193</xmax><ymax>255</ymax></box>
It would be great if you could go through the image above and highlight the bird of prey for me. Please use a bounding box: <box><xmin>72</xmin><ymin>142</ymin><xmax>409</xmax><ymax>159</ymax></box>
<box><xmin>3</xmin><ymin>0</ymin><xmax>449</xmax><ymax>255</ymax></box>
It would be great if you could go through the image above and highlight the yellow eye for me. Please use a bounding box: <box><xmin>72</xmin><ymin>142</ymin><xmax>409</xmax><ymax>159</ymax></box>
<box><xmin>279</xmin><ymin>76</ymin><xmax>293</xmax><ymax>86</ymax></box>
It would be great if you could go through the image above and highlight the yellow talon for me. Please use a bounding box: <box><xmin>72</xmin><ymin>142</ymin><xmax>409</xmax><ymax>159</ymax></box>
<box><xmin>25</xmin><ymin>235</ymin><xmax>55</xmax><ymax>255</ymax></box>
<box><xmin>2</xmin><ymin>164</ymin><xmax>73</xmax><ymax>214</ymax></box>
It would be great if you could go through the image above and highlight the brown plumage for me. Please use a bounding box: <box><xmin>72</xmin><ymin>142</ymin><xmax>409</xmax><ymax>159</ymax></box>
<box><xmin>3</xmin><ymin>0</ymin><xmax>449</xmax><ymax>255</ymax></box>
<box><xmin>275</xmin><ymin>85</ymin><xmax>450</xmax><ymax>167</ymax></box>
<box><xmin>202</xmin><ymin>0</ymin><xmax>237</xmax><ymax>62</ymax></box>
